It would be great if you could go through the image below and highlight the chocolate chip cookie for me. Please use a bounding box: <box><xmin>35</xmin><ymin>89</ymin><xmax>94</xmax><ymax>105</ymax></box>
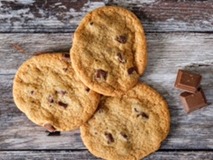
<box><xmin>13</xmin><ymin>53</ymin><xmax>100</xmax><ymax>131</ymax></box>
<box><xmin>70</xmin><ymin>6</ymin><xmax>147</xmax><ymax>96</ymax></box>
<box><xmin>80</xmin><ymin>83</ymin><xmax>170</xmax><ymax>160</ymax></box>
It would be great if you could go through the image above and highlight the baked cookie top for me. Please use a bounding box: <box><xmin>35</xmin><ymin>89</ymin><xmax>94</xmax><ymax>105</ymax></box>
<box><xmin>80</xmin><ymin>83</ymin><xmax>170</xmax><ymax>160</ymax></box>
<box><xmin>13</xmin><ymin>53</ymin><xmax>100</xmax><ymax>131</ymax></box>
<box><xmin>70</xmin><ymin>6</ymin><xmax>147</xmax><ymax>96</ymax></box>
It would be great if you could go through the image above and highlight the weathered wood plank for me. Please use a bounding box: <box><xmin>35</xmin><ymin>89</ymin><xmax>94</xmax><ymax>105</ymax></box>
<box><xmin>1</xmin><ymin>151</ymin><xmax>213</xmax><ymax>160</ymax></box>
<box><xmin>0</xmin><ymin>0</ymin><xmax>213</xmax><ymax>32</ymax></box>
<box><xmin>0</xmin><ymin>33</ymin><xmax>212</xmax><ymax>75</ymax></box>
<box><xmin>1</xmin><ymin>77</ymin><xmax>212</xmax><ymax>149</ymax></box>
<box><xmin>0</xmin><ymin>31</ymin><xmax>212</xmax><ymax>149</ymax></box>
<box><xmin>0</xmin><ymin>0</ymin><xmax>106</xmax><ymax>33</ymax></box>
<box><xmin>0</xmin><ymin>33</ymin><xmax>72</xmax><ymax>74</ymax></box>
<box><xmin>109</xmin><ymin>0</ymin><xmax>213</xmax><ymax>32</ymax></box>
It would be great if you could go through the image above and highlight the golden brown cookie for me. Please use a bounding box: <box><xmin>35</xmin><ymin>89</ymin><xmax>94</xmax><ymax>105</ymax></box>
<box><xmin>70</xmin><ymin>6</ymin><xmax>147</xmax><ymax>96</ymax></box>
<box><xmin>13</xmin><ymin>53</ymin><xmax>100</xmax><ymax>131</ymax></box>
<box><xmin>80</xmin><ymin>83</ymin><xmax>170</xmax><ymax>160</ymax></box>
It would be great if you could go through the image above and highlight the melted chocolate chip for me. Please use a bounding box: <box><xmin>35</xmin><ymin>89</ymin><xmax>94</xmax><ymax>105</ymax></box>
<box><xmin>46</xmin><ymin>131</ymin><xmax>61</xmax><ymax>136</ymax></box>
<box><xmin>137</xmin><ymin>112</ymin><xmax>149</xmax><ymax>119</ymax></box>
<box><xmin>47</xmin><ymin>95</ymin><xmax>54</xmax><ymax>103</ymax></box>
<box><xmin>62</xmin><ymin>54</ymin><xmax>71</xmax><ymax>62</ymax></box>
<box><xmin>117</xmin><ymin>53</ymin><xmax>126</xmax><ymax>63</ymax></box>
<box><xmin>134</xmin><ymin>108</ymin><xmax>139</xmax><ymax>112</ymax></box>
<box><xmin>63</xmin><ymin>68</ymin><xmax>68</xmax><ymax>72</ymax></box>
<box><xmin>90</xmin><ymin>22</ymin><xmax>93</xmax><ymax>25</ymax></box>
<box><xmin>58</xmin><ymin>101</ymin><xmax>68</xmax><ymax>109</ymax></box>
<box><xmin>104</xmin><ymin>132</ymin><xmax>114</xmax><ymax>144</ymax></box>
<box><xmin>128</xmin><ymin>67</ymin><xmax>137</xmax><ymax>75</ymax></box>
<box><xmin>30</xmin><ymin>90</ymin><xmax>34</xmax><ymax>94</ymax></box>
<box><xmin>63</xmin><ymin>53</ymin><xmax>70</xmax><ymax>58</ymax></box>
<box><xmin>85</xmin><ymin>88</ymin><xmax>90</xmax><ymax>92</ymax></box>
<box><xmin>120</xmin><ymin>132</ymin><xmax>128</xmax><ymax>140</ymax></box>
<box><xmin>116</xmin><ymin>35</ymin><xmax>127</xmax><ymax>44</ymax></box>
<box><xmin>96</xmin><ymin>69</ymin><xmax>108</xmax><ymax>80</ymax></box>
<box><xmin>44</xmin><ymin>123</ymin><xmax>56</xmax><ymax>132</ymax></box>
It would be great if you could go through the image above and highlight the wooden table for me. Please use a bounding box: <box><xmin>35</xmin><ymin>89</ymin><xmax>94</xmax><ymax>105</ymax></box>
<box><xmin>0</xmin><ymin>0</ymin><xmax>213</xmax><ymax>159</ymax></box>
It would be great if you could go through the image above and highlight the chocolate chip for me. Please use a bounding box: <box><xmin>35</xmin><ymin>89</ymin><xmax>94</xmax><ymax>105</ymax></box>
<box><xmin>128</xmin><ymin>67</ymin><xmax>137</xmax><ymax>75</ymax></box>
<box><xmin>85</xmin><ymin>88</ymin><xmax>90</xmax><ymax>92</ymax></box>
<box><xmin>46</xmin><ymin>131</ymin><xmax>61</xmax><ymax>136</ymax></box>
<box><xmin>137</xmin><ymin>112</ymin><xmax>149</xmax><ymax>119</ymax></box>
<box><xmin>62</xmin><ymin>53</ymin><xmax>71</xmax><ymax>62</ymax></box>
<box><xmin>63</xmin><ymin>53</ymin><xmax>70</xmax><ymax>58</ymax></box>
<box><xmin>116</xmin><ymin>35</ymin><xmax>127</xmax><ymax>44</ymax></box>
<box><xmin>58</xmin><ymin>101</ymin><xmax>68</xmax><ymax>109</ymax></box>
<box><xmin>96</xmin><ymin>69</ymin><xmax>108</xmax><ymax>80</ymax></box>
<box><xmin>120</xmin><ymin>132</ymin><xmax>128</xmax><ymax>140</ymax></box>
<box><xmin>90</xmin><ymin>22</ymin><xmax>93</xmax><ymax>25</ymax></box>
<box><xmin>134</xmin><ymin>108</ymin><xmax>139</xmax><ymax>112</ymax></box>
<box><xmin>63</xmin><ymin>68</ymin><xmax>68</xmax><ymax>72</ymax></box>
<box><xmin>44</xmin><ymin>123</ymin><xmax>56</xmax><ymax>132</ymax></box>
<box><xmin>117</xmin><ymin>53</ymin><xmax>126</xmax><ymax>63</ymax></box>
<box><xmin>104</xmin><ymin>132</ymin><xmax>114</xmax><ymax>144</ymax></box>
<box><xmin>30</xmin><ymin>90</ymin><xmax>34</xmax><ymax>95</ymax></box>
<box><xmin>47</xmin><ymin>95</ymin><xmax>54</xmax><ymax>103</ymax></box>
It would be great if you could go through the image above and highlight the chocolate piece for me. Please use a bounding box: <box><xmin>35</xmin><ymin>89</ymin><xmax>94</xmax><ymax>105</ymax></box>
<box><xmin>137</xmin><ymin>112</ymin><xmax>149</xmax><ymax>119</ymax></box>
<box><xmin>104</xmin><ymin>132</ymin><xmax>114</xmax><ymax>144</ymax></box>
<box><xmin>120</xmin><ymin>132</ymin><xmax>128</xmax><ymax>140</ymax></box>
<box><xmin>128</xmin><ymin>67</ymin><xmax>137</xmax><ymax>75</ymax></box>
<box><xmin>85</xmin><ymin>88</ymin><xmax>90</xmax><ymax>92</ymax></box>
<box><xmin>63</xmin><ymin>53</ymin><xmax>70</xmax><ymax>58</ymax></box>
<box><xmin>46</xmin><ymin>131</ymin><xmax>61</xmax><ymax>136</ymax></box>
<box><xmin>44</xmin><ymin>123</ymin><xmax>56</xmax><ymax>132</ymax></box>
<box><xmin>58</xmin><ymin>101</ymin><xmax>68</xmax><ymax>109</ymax></box>
<box><xmin>180</xmin><ymin>88</ymin><xmax>208</xmax><ymax>113</ymax></box>
<box><xmin>116</xmin><ymin>35</ymin><xmax>127</xmax><ymax>44</ymax></box>
<box><xmin>96</xmin><ymin>69</ymin><xmax>108</xmax><ymax>80</ymax></box>
<box><xmin>63</xmin><ymin>68</ymin><xmax>68</xmax><ymax>72</ymax></box>
<box><xmin>62</xmin><ymin>53</ymin><xmax>71</xmax><ymax>62</ymax></box>
<box><xmin>175</xmin><ymin>70</ymin><xmax>202</xmax><ymax>93</ymax></box>
<box><xmin>47</xmin><ymin>95</ymin><xmax>54</xmax><ymax>103</ymax></box>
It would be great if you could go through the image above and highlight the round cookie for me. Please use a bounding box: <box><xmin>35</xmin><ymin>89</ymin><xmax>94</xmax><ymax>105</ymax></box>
<box><xmin>70</xmin><ymin>6</ymin><xmax>147</xmax><ymax>96</ymax></box>
<box><xmin>80</xmin><ymin>83</ymin><xmax>170</xmax><ymax>160</ymax></box>
<box><xmin>13</xmin><ymin>53</ymin><xmax>100</xmax><ymax>131</ymax></box>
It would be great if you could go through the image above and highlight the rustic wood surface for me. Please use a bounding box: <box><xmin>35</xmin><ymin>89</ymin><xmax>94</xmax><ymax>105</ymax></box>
<box><xmin>1</xmin><ymin>151</ymin><xmax>213</xmax><ymax>160</ymax></box>
<box><xmin>0</xmin><ymin>0</ymin><xmax>213</xmax><ymax>159</ymax></box>
<box><xmin>0</xmin><ymin>0</ymin><xmax>213</xmax><ymax>32</ymax></box>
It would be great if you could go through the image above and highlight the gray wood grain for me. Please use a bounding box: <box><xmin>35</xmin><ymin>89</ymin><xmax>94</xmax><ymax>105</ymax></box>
<box><xmin>0</xmin><ymin>33</ymin><xmax>212</xmax><ymax>150</ymax></box>
<box><xmin>0</xmin><ymin>33</ymin><xmax>212</xmax><ymax>74</ymax></box>
<box><xmin>109</xmin><ymin>0</ymin><xmax>213</xmax><ymax>32</ymax></box>
<box><xmin>1</xmin><ymin>151</ymin><xmax>213</xmax><ymax>160</ymax></box>
<box><xmin>0</xmin><ymin>0</ymin><xmax>213</xmax><ymax>32</ymax></box>
<box><xmin>0</xmin><ymin>0</ymin><xmax>106</xmax><ymax>33</ymax></box>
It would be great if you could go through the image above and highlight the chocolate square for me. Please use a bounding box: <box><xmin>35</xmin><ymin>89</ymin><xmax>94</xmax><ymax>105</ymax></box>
<box><xmin>180</xmin><ymin>88</ymin><xmax>207</xmax><ymax>113</ymax></box>
<box><xmin>175</xmin><ymin>70</ymin><xmax>202</xmax><ymax>93</ymax></box>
